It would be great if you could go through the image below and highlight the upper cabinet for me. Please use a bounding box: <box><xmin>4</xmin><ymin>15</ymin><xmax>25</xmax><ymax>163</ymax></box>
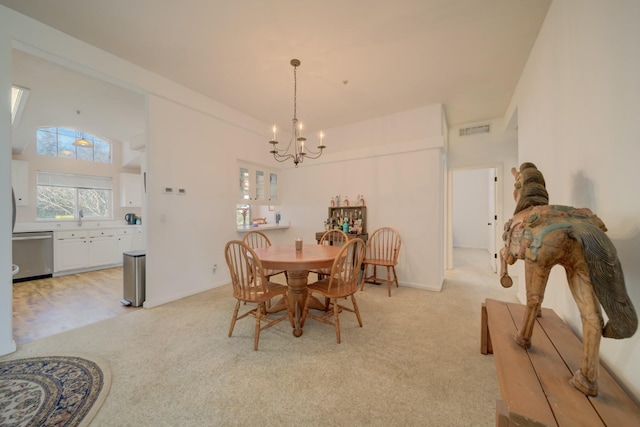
<box><xmin>11</xmin><ymin>160</ymin><xmax>29</xmax><ymax>206</ymax></box>
<box><xmin>120</xmin><ymin>172</ymin><xmax>143</xmax><ymax>207</ymax></box>
<box><xmin>238</xmin><ymin>162</ymin><xmax>278</xmax><ymax>204</ymax></box>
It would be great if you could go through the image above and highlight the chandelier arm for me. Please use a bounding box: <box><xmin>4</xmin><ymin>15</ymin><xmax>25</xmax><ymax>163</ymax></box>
<box><xmin>301</xmin><ymin>149</ymin><xmax>324</xmax><ymax>160</ymax></box>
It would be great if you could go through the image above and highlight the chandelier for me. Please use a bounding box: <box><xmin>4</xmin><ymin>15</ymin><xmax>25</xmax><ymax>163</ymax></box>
<box><xmin>269</xmin><ymin>59</ymin><xmax>325</xmax><ymax>167</ymax></box>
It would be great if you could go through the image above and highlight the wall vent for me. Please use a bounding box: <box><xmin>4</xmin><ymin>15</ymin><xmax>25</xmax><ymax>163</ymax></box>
<box><xmin>459</xmin><ymin>124</ymin><xmax>490</xmax><ymax>136</ymax></box>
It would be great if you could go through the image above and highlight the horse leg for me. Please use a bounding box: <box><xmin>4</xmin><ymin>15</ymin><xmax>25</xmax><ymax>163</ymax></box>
<box><xmin>499</xmin><ymin>247</ymin><xmax>515</xmax><ymax>288</ymax></box>
<box><xmin>566</xmin><ymin>265</ymin><xmax>603</xmax><ymax>396</ymax></box>
<box><xmin>515</xmin><ymin>261</ymin><xmax>551</xmax><ymax>349</ymax></box>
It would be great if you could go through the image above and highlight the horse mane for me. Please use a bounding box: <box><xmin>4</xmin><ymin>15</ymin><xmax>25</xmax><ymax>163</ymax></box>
<box><xmin>514</xmin><ymin>162</ymin><xmax>549</xmax><ymax>214</ymax></box>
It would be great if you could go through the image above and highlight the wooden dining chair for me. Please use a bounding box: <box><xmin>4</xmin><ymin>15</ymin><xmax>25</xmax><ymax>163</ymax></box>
<box><xmin>301</xmin><ymin>238</ymin><xmax>365</xmax><ymax>343</ymax></box>
<box><xmin>360</xmin><ymin>226</ymin><xmax>401</xmax><ymax>297</ymax></box>
<box><xmin>242</xmin><ymin>230</ymin><xmax>287</xmax><ymax>282</ymax></box>
<box><xmin>225</xmin><ymin>240</ymin><xmax>293</xmax><ymax>350</ymax></box>
<box><xmin>310</xmin><ymin>229</ymin><xmax>349</xmax><ymax>279</ymax></box>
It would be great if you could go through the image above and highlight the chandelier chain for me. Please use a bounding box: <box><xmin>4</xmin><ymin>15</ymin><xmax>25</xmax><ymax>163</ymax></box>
<box><xmin>293</xmin><ymin>64</ymin><xmax>297</xmax><ymax>120</ymax></box>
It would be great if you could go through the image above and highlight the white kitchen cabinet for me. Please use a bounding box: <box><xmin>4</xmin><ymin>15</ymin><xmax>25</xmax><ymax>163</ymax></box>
<box><xmin>11</xmin><ymin>160</ymin><xmax>29</xmax><ymax>206</ymax></box>
<box><xmin>54</xmin><ymin>231</ymin><xmax>89</xmax><ymax>271</ymax></box>
<box><xmin>120</xmin><ymin>172</ymin><xmax>143</xmax><ymax>207</ymax></box>
<box><xmin>238</xmin><ymin>162</ymin><xmax>278</xmax><ymax>204</ymax></box>
<box><xmin>54</xmin><ymin>229</ymin><xmax>118</xmax><ymax>273</ymax></box>
<box><xmin>116</xmin><ymin>227</ymin><xmax>144</xmax><ymax>261</ymax></box>
<box><xmin>116</xmin><ymin>233</ymin><xmax>133</xmax><ymax>261</ymax></box>
<box><xmin>89</xmin><ymin>234</ymin><xmax>117</xmax><ymax>266</ymax></box>
<box><xmin>132</xmin><ymin>227</ymin><xmax>145</xmax><ymax>250</ymax></box>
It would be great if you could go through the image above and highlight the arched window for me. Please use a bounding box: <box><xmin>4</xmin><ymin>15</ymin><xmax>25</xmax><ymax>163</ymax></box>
<box><xmin>36</xmin><ymin>127</ymin><xmax>112</xmax><ymax>164</ymax></box>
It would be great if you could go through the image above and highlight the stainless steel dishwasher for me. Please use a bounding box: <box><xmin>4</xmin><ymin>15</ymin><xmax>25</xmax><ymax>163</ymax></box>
<box><xmin>12</xmin><ymin>231</ymin><xmax>54</xmax><ymax>282</ymax></box>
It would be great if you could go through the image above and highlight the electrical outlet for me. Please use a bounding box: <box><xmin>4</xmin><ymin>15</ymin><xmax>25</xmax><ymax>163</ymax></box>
<box><xmin>212</xmin><ymin>264</ymin><xmax>218</xmax><ymax>273</ymax></box>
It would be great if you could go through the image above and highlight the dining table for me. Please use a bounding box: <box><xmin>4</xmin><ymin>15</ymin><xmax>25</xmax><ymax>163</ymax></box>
<box><xmin>251</xmin><ymin>243</ymin><xmax>342</xmax><ymax>337</ymax></box>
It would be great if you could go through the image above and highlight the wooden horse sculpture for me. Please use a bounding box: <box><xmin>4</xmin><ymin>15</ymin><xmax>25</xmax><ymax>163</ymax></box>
<box><xmin>500</xmin><ymin>162</ymin><xmax>637</xmax><ymax>396</ymax></box>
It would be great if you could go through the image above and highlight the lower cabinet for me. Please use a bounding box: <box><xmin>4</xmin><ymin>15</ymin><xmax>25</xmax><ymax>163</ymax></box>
<box><xmin>55</xmin><ymin>231</ymin><xmax>91</xmax><ymax>272</ymax></box>
<box><xmin>116</xmin><ymin>232</ymin><xmax>133</xmax><ymax>263</ymax></box>
<box><xmin>54</xmin><ymin>230</ymin><xmax>117</xmax><ymax>273</ymax></box>
<box><xmin>54</xmin><ymin>227</ymin><xmax>145</xmax><ymax>274</ymax></box>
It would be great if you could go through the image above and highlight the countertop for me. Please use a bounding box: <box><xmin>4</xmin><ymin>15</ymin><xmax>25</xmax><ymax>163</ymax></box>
<box><xmin>236</xmin><ymin>222</ymin><xmax>290</xmax><ymax>233</ymax></box>
<box><xmin>14</xmin><ymin>221</ymin><xmax>141</xmax><ymax>233</ymax></box>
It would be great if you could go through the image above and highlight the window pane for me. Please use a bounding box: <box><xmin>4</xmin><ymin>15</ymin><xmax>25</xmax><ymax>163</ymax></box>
<box><xmin>37</xmin><ymin>186</ymin><xmax>75</xmax><ymax>219</ymax></box>
<box><xmin>269</xmin><ymin>173</ymin><xmax>277</xmax><ymax>201</ymax></box>
<box><xmin>76</xmin><ymin>146</ymin><xmax>94</xmax><ymax>161</ymax></box>
<box><xmin>59</xmin><ymin>133</ymin><xmax>76</xmax><ymax>158</ymax></box>
<box><xmin>93</xmin><ymin>139</ymin><xmax>111</xmax><ymax>163</ymax></box>
<box><xmin>239</xmin><ymin>168</ymin><xmax>250</xmax><ymax>200</ymax></box>
<box><xmin>255</xmin><ymin>170</ymin><xmax>264</xmax><ymax>200</ymax></box>
<box><xmin>78</xmin><ymin>189</ymin><xmax>111</xmax><ymax>218</ymax></box>
<box><xmin>36</xmin><ymin>129</ymin><xmax>58</xmax><ymax>157</ymax></box>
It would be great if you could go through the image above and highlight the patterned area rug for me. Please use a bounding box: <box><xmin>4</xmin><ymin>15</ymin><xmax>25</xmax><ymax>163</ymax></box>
<box><xmin>0</xmin><ymin>356</ymin><xmax>111</xmax><ymax>427</ymax></box>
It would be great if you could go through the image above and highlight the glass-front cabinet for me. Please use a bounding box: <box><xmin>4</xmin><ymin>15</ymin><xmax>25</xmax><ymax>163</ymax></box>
<box><xmin>236</xmin><ymin>161</ymin><xmax>281</xmax><ymax>229</ymax></box>
<box><xmin>238</xmin><ymin>162</ymin><xmax>278</xmax><ymax>203</ymax></box>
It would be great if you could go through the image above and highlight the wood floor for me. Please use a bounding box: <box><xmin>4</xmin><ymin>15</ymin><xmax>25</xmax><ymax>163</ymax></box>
<box><xmin>12</xmin><ymin>267</ymin><xmax>140</xmax><ymax>345</ymax></box>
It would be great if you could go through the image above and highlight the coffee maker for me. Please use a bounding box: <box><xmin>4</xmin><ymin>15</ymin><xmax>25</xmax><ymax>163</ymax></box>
<box><xmin>125</xmin><ymin>213</ymin><xmax>136</xmax><ymax>225</ymax></box>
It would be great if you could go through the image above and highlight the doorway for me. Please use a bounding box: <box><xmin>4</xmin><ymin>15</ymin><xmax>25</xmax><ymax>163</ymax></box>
<box><xmin>448</xmin><ymin>166</ymin><xmax>501</xmax><ymax>273</ymax></box>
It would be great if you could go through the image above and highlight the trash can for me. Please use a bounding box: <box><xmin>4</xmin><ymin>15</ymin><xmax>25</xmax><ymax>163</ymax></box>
<box><xmin>122</xmin><ymin>250</ymin><xmax>145</xmax><ymax>307</ymax></box>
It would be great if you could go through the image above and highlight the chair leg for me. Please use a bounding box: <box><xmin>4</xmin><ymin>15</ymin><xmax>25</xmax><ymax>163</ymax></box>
<box><xmin>360</xmin><ymin>264</ymin><xmax>368</xmax><ymax>291</ymax></box>
<box><xmin>392</xmin><ymin>266</ymin><xmax>399</xmax><ymax>288</ymax></box>
<box><xmin>387</xmin><ymin>266</ymin><xmax>393</xmax><ymax>297</ymax></box>
<box><xmin>228</xmin><ymin>300</ymin><xmax>240</xmax><ymax>337</ymax></box>
<box><xmin>351</xmin><ymin>294</ymin><xmax>363</xmax><ymax>327</ymax></box>
<box><xmin>254</xmin><ymin>303</ymin><xmax>263</xmax><ymax>351</ymax></box>
<box><xmin>333</xmin><ymin>298</ymin><xmax>341</xmax><ymax>344</ymax></box>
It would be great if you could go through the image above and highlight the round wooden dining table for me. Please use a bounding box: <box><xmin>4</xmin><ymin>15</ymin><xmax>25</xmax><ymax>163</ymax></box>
<box><xmin>251</xmin><ymin>244</ymin><xmax>341</xmax><ymax>337</ymax></box>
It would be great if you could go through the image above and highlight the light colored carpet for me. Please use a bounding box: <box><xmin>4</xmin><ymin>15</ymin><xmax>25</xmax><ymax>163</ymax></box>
<box><xmin>0</xmin><ymin>248</ymin><xmax>518</xmax><ymax>426</ymax></box>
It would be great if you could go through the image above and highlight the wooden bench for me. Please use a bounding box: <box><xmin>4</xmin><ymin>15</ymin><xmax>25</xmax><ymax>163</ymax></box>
<box><xmin>481</xmin><ymin>298</ymin><xmax>640</xmax><ymax>427</ymax></box>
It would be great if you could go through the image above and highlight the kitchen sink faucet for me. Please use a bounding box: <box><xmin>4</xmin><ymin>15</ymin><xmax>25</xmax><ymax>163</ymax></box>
<box><xmin>78</xmin><ymin>208</ymin><xmax>84</xmax><ymax>226</ymax></box>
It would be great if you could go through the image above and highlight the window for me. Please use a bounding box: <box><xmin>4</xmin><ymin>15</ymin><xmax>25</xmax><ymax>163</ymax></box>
<box><xmin>36</xmin><ymin>127</ymin><xmax>112</xmax><ymax>164</ymax></box>
<box><xmin>37</xmin><ymin>172</ymin><xmax>113</xmax><ymax>221</ymax></box>
<box><xmin>11</xmin><ymin>85</ymin><xmax>30</xmax><ymax>125</ymax></box>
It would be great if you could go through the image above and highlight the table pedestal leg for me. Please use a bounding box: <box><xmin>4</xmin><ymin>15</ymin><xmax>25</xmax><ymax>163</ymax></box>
<box><xmin>287</xmin><ymin>270</ymin><xmax>308</xmax><ymax>337</ymax></box>
<box><xmin>287</xmin><ymin>269</ymin><xmax>329</xmax><ymax>337</ymax></box>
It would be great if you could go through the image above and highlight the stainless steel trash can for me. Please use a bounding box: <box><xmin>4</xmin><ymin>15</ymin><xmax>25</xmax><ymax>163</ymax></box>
<box><xmin>122</xmin><ymin>250</ymin><xmax>145</xmax><ymax>307</ymax></box>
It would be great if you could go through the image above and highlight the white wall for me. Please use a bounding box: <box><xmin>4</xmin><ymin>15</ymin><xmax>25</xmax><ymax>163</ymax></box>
<box><xmin>506</xmin><ymin>0</ymin><xmax>640</xmax><ymax>398</ymax></box>
<box><xmin>144</xmin><ymin>95</ymin><xmax>271</xmax><ymax>306</ymax></box>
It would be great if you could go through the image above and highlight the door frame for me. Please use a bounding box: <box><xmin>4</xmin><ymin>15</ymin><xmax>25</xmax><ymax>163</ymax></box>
<box><xmin>445</xmin><ymin>163</ymin><xmax>503</xmax><ymax>272</ymax></box>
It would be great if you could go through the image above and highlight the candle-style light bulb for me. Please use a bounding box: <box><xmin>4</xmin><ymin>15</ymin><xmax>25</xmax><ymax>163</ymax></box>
<box><xmin>299</xmin><ymin>122</ymin><xmax>303</xmax><ymax>138</ymax></box>
<box><xmin>272</xmin><ymin>125</ymin><xmax>277</xmax><ymax>140</ymax></box>
<box><xmin>320</xmin><ymin>131</ymin><xmax>324</xmax><ymax>146</ymax></box>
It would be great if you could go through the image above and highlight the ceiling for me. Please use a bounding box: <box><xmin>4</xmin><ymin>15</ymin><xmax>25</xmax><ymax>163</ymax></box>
<box><xmin>2</xmin><ymin>0</ymin><xmax>551</xmax><ymax>137</ymax></box>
